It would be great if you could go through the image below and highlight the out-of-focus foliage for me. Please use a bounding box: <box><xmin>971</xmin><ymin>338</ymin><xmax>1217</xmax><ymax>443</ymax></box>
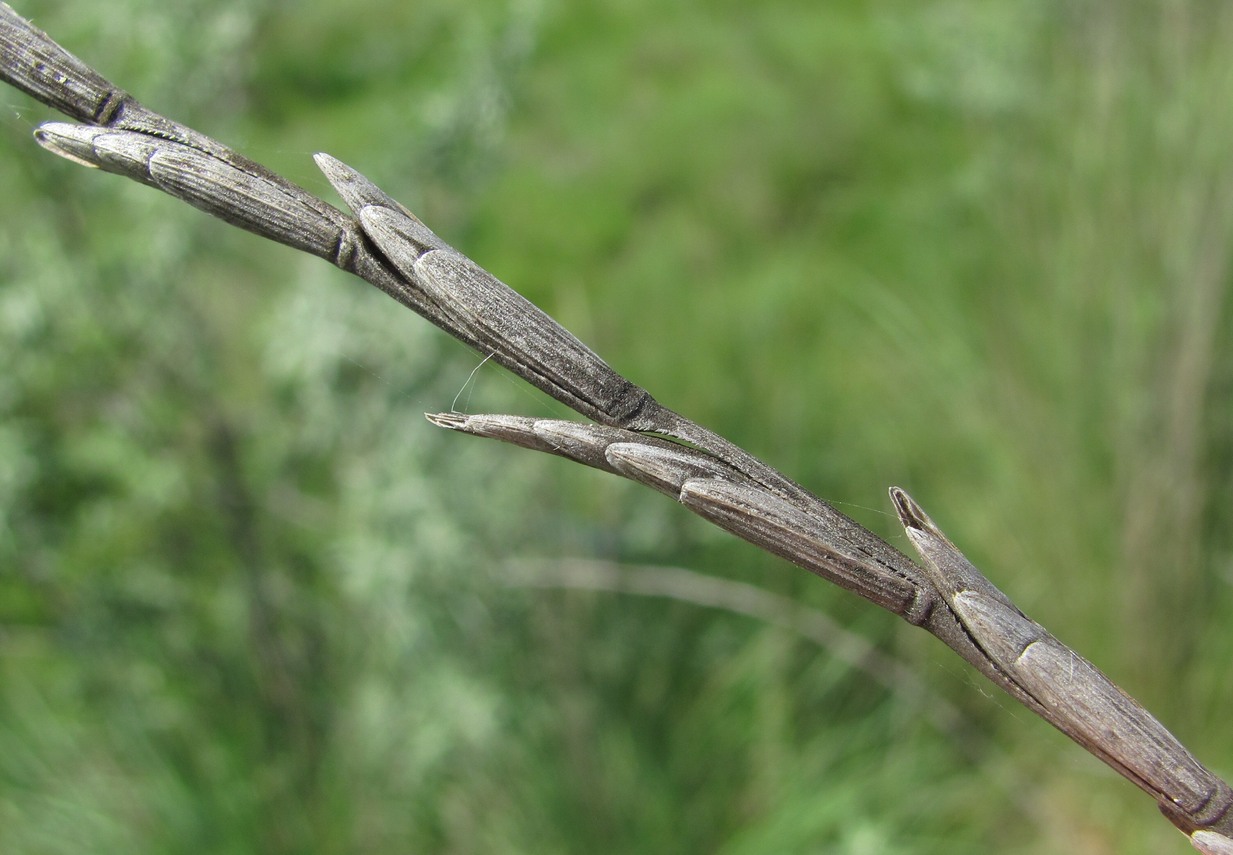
<box><xmin>1</xmin><ymin>1</ymin><xmax>1231</xmax><ymax>853</ymax></box>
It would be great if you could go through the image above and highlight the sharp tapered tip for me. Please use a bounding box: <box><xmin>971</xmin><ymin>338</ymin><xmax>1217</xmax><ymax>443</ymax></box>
<box><xmin>425</xmin><ymin>413</ymin><xmax>554</xmax><ymax>453</ymax></box>
<box><xmin>312</xmin><ymin>152</ymin><xmax>351</xmax><ymax>180</ymax></box>
<box><xmin>425</xmin><ymin>412</ymin><xmax>468</xmax><ymax>430</ymax></box>
<box><xmin>889</xmin><ymin>486</ymin><xmax>963</xmax><ymax>554</ymax></box>
<box><xmin>313</xmin><ymin>152</ymin><xmax>392</xmax><ymax>217</ymax></box>
<box><xmin>34</xmin><ymin>122</ymin><xmax>104</xmax><ymax>169</ymax></box>
<box><xmin>313</xmin><ymin>152</ymin><xmax>365</xmax><ymax>200</ymax></box>
<box><xmin>889</xmin><ymin>486</ymin><xmax>927</xmax><ymax>531</ymax></box>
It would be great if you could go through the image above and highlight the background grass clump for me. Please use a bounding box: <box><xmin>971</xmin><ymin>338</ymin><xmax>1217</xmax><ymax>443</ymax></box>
<box><xmin>1</xmin><ymin>1</ymin><xmax>1231</xmax><ymax>852</ymax></box>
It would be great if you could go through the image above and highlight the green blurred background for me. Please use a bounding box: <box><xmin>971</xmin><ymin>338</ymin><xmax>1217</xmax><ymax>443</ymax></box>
<box><xmin>2</xmin><ymin>1</ymin><xmax>1232</xmax><ymax>852</ymax></box>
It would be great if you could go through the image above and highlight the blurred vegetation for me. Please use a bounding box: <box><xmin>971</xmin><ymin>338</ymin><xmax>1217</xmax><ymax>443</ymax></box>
<box><xmin>1</xmin><ymin>0</ymin><xmax>1231</xmax><ymax>852</ymax></box>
